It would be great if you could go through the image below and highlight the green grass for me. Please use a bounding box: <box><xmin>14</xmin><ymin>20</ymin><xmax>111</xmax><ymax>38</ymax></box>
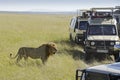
<box><xmin>0</xmin><ymin>13</ymin><xmax>113</xmax><ymax>80</ymax></box>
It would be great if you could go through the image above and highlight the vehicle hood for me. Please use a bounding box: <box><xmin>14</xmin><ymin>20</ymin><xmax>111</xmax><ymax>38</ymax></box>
<box><xmin>87</xmin><ymin>35</ymin><xmax>119</xmax><ymax>41</ymax></box>
<box><xmin>86</xmin><ymin>62</ymin><xmax>120</xmax><ymax>74</ymax></box>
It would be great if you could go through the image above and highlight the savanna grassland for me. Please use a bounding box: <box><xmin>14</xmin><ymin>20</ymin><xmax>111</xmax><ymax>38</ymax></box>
<box><xmin>0</xmin><ymin>13</ymin><xmax>113</xmax><ymax>80</ymax></box>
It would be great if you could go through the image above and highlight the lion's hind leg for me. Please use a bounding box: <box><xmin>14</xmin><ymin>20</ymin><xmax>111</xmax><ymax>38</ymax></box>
<box><xmin>16</xmin><ymin>54</ymin><xmax>23</xmax><ymax>63</ymax></box>
<box><xmin>23</xmin><ymin>55</ymin><xmax>28</xmax><ymax>65</ymax></box>
<box><xmin>16</xmin><ymin>47</ymin><xmax>26</xmax><ymax>63</ymax></box>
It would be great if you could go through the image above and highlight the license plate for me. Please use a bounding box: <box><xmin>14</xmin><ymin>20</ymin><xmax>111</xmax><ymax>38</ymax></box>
<box><xmin>97</xmin><ymin>50</ymin><xmax>108</xmax><ymax>53</ymax></box>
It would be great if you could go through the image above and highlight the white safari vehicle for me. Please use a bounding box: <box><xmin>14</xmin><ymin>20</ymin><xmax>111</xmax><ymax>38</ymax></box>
<box><xmin>69</xmin><ymin>10</ymin><xmax>90</xmax><ymax>44</ymax></box>
<box><xmin>76</xmin><ymin>62</ymin><xmax>120</xmax><ymax>80</ymax></box>
<box><xmin>84</xmin><ymin>8</ymin><xmax>120</xmax><ymax>60</ymax></box>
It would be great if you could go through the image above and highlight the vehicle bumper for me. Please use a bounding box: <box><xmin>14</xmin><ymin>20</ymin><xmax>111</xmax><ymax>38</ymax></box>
<box><xmin>85</xmin><ymin>46</ymin><xmax>117</xmax><ymax>54</ymax></box>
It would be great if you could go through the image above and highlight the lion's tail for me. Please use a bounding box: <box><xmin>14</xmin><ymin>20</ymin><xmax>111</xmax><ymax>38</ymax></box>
<box><xmin>10</xmin><ymin>53</ymin><xmax>18</xmax><ymax>59</ymax></box>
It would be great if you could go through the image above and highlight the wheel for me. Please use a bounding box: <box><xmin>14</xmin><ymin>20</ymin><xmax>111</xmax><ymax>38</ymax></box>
<box><xmin>69</xmin><ymin>34</ymin><xmax>73</xmax><ymax>42</ymax></box>
<box><xmin>84</xmin><ymin>51</ymin><xmax>92</xmax><ymax>61</ymax></box>
<box><xmin>85</xmin><ymin>52</ymin><xmax>89</xmax><ymax>60</ymax></box>
<box><xmin>75</xmin><ymin>36</ymin><xmax>78</xmax><ymax>43</ymax></box>
<box><xmin>84</xmin><ymin>47</ymin><xmax>89</xmax><ymax>60</ymax></box>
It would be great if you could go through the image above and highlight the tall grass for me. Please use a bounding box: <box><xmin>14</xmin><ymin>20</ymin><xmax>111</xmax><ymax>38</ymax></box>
<box><xmin>0</xmin><ymin>13</ymin><xmax>113</xmax><ymax>80</ymax></box>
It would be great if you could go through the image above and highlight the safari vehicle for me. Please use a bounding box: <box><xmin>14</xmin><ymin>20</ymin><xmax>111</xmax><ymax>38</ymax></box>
<box><xmin>84</xmin><ymin>8</ymin><xmax>120</xmax><ymax>60</ymax></box>
<box><xmin>69</xmin><ymin>10</ymin><xmax>90</xmax><ymax>44</ymax></box>
<box><xmin>76</xmin><ymin>62</ymin><xmax>120</xmax><ymax>80</ymax></box>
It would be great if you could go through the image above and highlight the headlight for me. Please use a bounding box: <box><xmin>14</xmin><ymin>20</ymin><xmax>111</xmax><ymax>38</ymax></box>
<box><xmin>116</xmin><ymin>41</ymin><xmax>120</xmax><ymax>45</ymax></box>
<box><xmin>91</xmin><ymin>41</ymin><xmax>95</xmax><ymax>46</ymax></box>
<box><xmin>110</xmin><ymin>42</ymin><xmax>114</xmax><ymax>45</ymax></box>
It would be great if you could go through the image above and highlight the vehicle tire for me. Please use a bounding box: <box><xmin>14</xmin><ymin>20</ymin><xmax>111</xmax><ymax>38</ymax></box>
<box><xmin>85</xmin><ymin>51</ymin><xmax>92</xmax><ymax>61</ymax></box>
<box><xmin>114</xmin><ymin>51</ymin><xmax>120</xmax><ymax>61</ymax></box>
<box><xmin>75</xmin><ymin>36</ymin><xmax>78</xmax><ymax>43</ymax></box>
<box><xmin>84</xmin><ymin>47</ymin><xmax>90</xmax><ymax>60</ymax></box>
<box><xmin>69</xmin><ymin>34</ymin><xmax>73</xmax><ymax>42</ymax></box>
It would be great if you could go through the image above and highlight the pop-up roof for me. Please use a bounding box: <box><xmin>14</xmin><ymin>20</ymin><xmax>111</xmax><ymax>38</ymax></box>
<box><xmin>88</xmin><ymin>15</ymin><xmax>116</xmax><ymax>25</ymax></box>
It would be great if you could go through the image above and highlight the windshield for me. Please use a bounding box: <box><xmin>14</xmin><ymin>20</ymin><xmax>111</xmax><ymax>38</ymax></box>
<box><xmin>77</xmin><ymin>21</ymin><xmax>88</xmax><ymax>30</ymax></box>
<box><xmin>88</xmin><ymin>25</ymin><xmax>116</xmax><ymax>35</ymax></box>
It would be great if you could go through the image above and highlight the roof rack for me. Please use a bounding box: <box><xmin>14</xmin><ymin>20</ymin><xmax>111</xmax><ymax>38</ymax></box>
<box><xmin>91</xmin><ymin>7</ymin><xmax>114</xmax><ymax>11</ymax></box>
<box><xmin>91</xmin><ymin>15</ymin><xmax>113</xmax><ymax>19</ymax></box>
<box><xmin>90</xmin><ymin>6</ymin><xmax>120</xmax><ymax>15</ymax></box>
<box><xmin>89</xmin><ymin>16</ymin><xmax>116</xmax><ymax>25</ymax></box>
<box><xmin>115</xmin><ymin>6</ymin><xmax>120</xmax><ymax>9</ymax></box>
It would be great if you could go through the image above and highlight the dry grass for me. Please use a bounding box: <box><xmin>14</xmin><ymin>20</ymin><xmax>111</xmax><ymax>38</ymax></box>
<box><xmin>0</xmin><ymin>13</ymin><xmax>113</xmax><ymax>80</ymax></box>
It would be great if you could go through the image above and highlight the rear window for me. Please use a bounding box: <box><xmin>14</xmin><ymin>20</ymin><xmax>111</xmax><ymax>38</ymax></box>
<box><xmin>79</xmin><ymin>21</ymin><xmax>88</xmax><ymax>30</ymax></box>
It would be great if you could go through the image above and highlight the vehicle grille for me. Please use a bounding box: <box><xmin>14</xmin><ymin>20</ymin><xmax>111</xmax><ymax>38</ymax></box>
<box><xmin>91</xmin><ymin>41</ymin><xmax>115</xmax><ymax>46</ymax></box>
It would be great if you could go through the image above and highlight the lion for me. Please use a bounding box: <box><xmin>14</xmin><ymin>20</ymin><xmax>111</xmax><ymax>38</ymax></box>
<box><xmin>10</xmin><ymin>42</ymin><xmax>57</xmax><ymax>64</ymax></box>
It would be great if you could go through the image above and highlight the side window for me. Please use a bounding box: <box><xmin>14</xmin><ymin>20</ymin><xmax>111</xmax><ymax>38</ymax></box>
<box><xmin>73</xmin><ymin>19</ymin><xmax>76</xmax><ymax>28</ymax></box>
<box><xmin>110</xmin><ymin>75</ymin><xmax>120</xmax><ymax>80</ymax></box>
<box><xmin>70</xmin><ymin>18</ymin><xmax>75</xmax><ymax>28</ymax></box>
<box><xmin>85</xmin><ymin>72</ymin><xmax>108</xmax><ymax>80</ymax></box>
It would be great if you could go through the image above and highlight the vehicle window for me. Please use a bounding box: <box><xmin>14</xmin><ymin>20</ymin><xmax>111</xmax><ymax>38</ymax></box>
<box><xmin>110</xmin><ymin>77</ymin><xmax>120</xmax><ymax>80</ymax></box>
<box><xmin>88</xmin><ymin>25</ymin><xmax>116</xmax><ymax>35</ymax></box>
<box><xmin>78</xmin><ymin>21</ymin><xmax>88</xmax><ymax>30</ymax></box>
<box><xmin>70</xmin><ymin>19</ymin><xmax>74</xmax><ymax>27</ymax></box>
<box><xmin>72</xmin><ymin>19</ymin><xmax>76</xmax><ymax>28</ymax></box>
<box><xmin>110</xmin><ymin>75</ymin><xmax>120</xmax><ymax>80</ymax></box>
<box><xmin>85</xmin><ymin>72</ymin><xmax>108</xmax><ymax>80</ymax></box>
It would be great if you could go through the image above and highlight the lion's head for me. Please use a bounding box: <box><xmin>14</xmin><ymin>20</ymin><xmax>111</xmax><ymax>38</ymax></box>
<box><xmin>46</xmin><ymin>42</ymin><xmax>57</xmax><ymax>55</ymax></box>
